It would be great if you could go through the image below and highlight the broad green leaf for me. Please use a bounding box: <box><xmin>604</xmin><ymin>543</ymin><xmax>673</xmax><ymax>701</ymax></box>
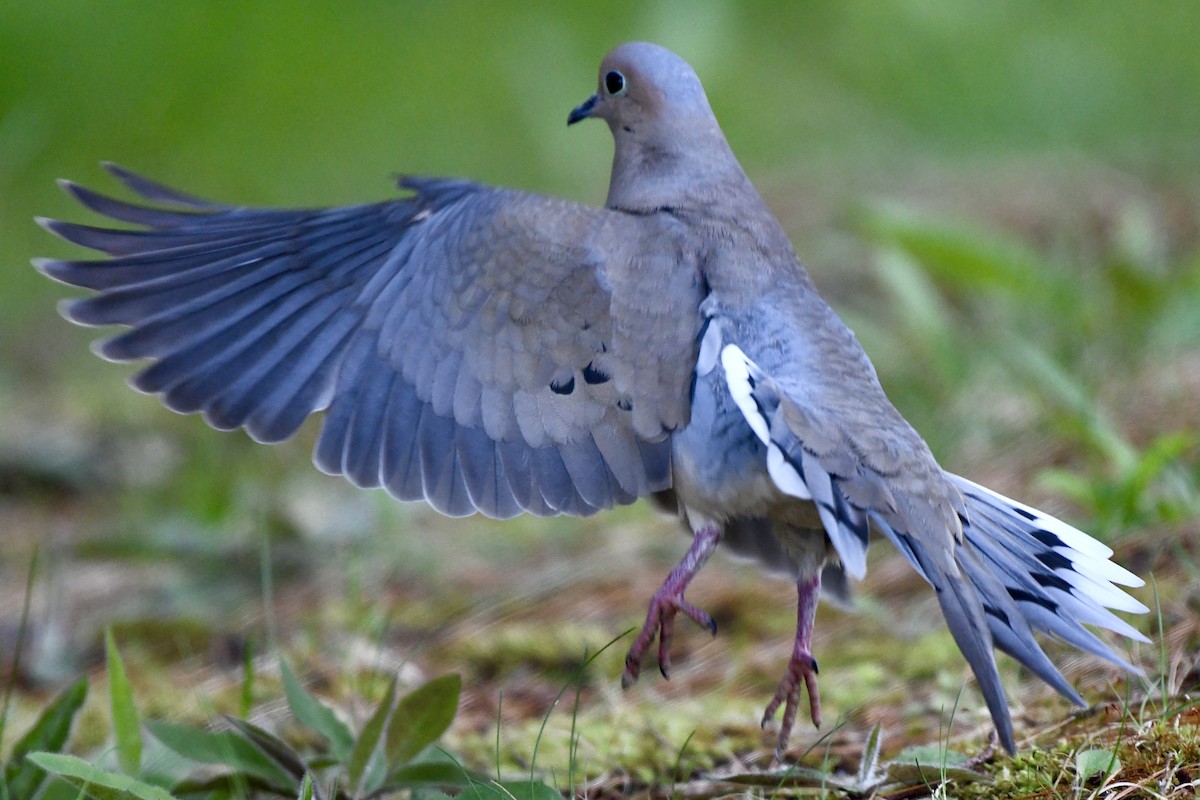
<box><xmin>279</xmin><ymin>659</ymin><xmax>354</xmax><ymax>760</ymax></box>
<box><xmin>723</xmin><ymin>766</ymin><xmax>839</xmax><ymax>788</ymax></box>
<box><xmin>884</xmin><ymin>761</ymin><xmax>987</xmax><ymax>785</ymax></box>
<box><xmin>385</xmin><ymin>674</ymin><xmax>461</xmax><ymax>768</ymax></box>
<box><xmin>169</xmin><ymin>772</ymin><xmax>278</xmax><ymax>797</ymax></box>
<box><xmin>892</xmin><ymin>744</ymin><xmax>970</xmax><ymax>767</ymax></box>
<box><xmin>26</xmin><ymin>753</ymin><xmax>176</xmax><ymax>800</ymax></box>
<box><xmin>885</xmin><ymin>746</ymin><xmax>986</xmax><ymax>785</ymax></box>
<box><xmin>382</xmin><ymin>760</ymin><xmax>487</xmax><ymax>790</ymax></box>
<box><xmin>221</xmin><ymin>716</ymin><xmax>309</xmax><ymax>780</ymax></box>
<box><xmin>458</xmin><ymin>780</ymin><xmax>561</xmax><ymax>800</ymax></box>
<box><xmin>1076</xmin><ymin>748</ymin><xmax>1121</xmax><ymax>782</ymax></box>
<box><xmin>30</xmin><ymin>780</ymin><xmax>81</xmax><ymax>800</ymax></box>
<box><xmin>3</xmin><ymin>676</ymin><xmax>88</xmax><ymax>800</ymax></box>
<box><xmin>105</xmin><ymin>628</ymin><xmax>142</xmax><ymax>776</ymax></box>
<box><xmin>146</xmin><ymin>720</ymin><xmax>293</xmax><ymax>788</ymax></box>
<box><xmin>348</xmin><ymin>676</ymin><xmax>396</xmax><ymax>792</ymax></box>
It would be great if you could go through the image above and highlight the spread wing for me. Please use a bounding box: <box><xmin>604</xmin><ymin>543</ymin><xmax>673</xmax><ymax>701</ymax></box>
<box><xmin>37</xmin><ymin>164</ymin><xmax>704</xmax><ymax>518</ymax></box>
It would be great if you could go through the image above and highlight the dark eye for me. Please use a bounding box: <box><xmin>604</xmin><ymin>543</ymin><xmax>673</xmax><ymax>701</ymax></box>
<box><xmin>604</xmin><ymin>70</ymin><xmax>626</xmax><ymax>96</ymax></box>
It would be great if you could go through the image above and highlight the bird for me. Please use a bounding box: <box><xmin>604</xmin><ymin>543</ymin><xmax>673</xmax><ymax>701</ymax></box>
<box><xmin>36</xmin><ymin>41</ymin><xmax>1147</xmax><ymax>758</ymax></box>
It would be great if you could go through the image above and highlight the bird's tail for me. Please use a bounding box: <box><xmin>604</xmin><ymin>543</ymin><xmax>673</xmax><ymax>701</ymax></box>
<box><xmin>872</xmin><ymin>474</ymin><xmax>1147</xmax><ymax>752</ymax></box>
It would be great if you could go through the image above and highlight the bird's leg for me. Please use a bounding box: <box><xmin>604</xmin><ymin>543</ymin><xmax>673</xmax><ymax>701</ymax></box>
<box><xmin>622</xmin><ymin>524</ymin><xmax>721</xmax><ymax>687</ymax></box>
<box><xmin>762</xmin><ymin>572</ymin><xmax>822</xmax><ymax>760</ymax></box>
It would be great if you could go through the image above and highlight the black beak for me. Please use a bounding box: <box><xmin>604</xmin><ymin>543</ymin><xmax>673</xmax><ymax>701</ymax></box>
<box><xmin>567</xmin><ymin>94</ymin><xmax>598</xmax><ymax>126</ymax></box>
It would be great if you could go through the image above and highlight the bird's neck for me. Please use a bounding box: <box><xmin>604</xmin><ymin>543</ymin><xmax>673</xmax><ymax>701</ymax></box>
<box><xmin>604</xmin><ymin>126</ymin><xmax>753</xmax><ymax>213</ymax></box>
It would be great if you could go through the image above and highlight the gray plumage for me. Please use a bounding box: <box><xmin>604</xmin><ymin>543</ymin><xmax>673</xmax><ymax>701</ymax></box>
<box><xmin>37</xmin><ymin>42</ymin><xmax>1146</xmax><ymax>756</ymax></box>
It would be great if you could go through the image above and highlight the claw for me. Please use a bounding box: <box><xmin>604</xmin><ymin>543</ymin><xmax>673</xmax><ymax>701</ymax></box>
<box><xmin>621</xmin><ymin>526</ymin><xmax>721</xmax><ymax>688</ymax></box>
<box><xmin>763</xmin><ymin>573</ymin><xmax>824</xmax><ymax>759</ymax></box>
<box><xmin>761</xmin><ymin>650</ymin><xmax>822</xmax><ymax>756</ymax></box>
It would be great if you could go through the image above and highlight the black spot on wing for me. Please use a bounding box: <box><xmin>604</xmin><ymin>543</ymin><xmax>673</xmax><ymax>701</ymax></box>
<box><xmin>616</xmin><ymin>396</ymin><xmax>632</xmax><ymax>412</ymax></box>
<box><xmin>550</xmin><ymin>376</ymin><xmax>575</xmax><ymax>395</ymax></box>
<box><xmin>582</xmin><ymin>362</ymin><xmax>609</xmax><ymax>384</ymax></box>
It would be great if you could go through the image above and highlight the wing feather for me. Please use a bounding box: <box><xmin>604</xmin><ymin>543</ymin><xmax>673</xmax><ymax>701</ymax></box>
<box><xmin>40</xmin><ymin>166</ymin><xmax>700</xmax><ymax>517</ymax></box>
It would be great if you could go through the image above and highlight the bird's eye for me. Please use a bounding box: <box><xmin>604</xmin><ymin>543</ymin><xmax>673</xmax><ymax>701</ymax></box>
<box><xmin>604</xmin><ymin>70</ymin><xmax>627</xmax><ymax>96</ymax></box>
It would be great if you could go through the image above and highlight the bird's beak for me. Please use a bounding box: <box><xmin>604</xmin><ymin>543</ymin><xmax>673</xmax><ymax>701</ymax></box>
<box><xmin>567</xmin><ymin>94</ymin><xmax>599</xmax><ymax>126</ymax></box>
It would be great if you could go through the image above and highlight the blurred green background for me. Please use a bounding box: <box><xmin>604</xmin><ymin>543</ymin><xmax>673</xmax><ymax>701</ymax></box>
<box><xmin>2</xmin><ymin>0</ymin><xmax>1199</xmax><ymax>787</ymax></box>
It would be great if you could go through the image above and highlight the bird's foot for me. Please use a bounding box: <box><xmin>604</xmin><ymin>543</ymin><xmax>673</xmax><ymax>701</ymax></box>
<box><xmin>622</xmin><ymin>584</ymin><xmax>717</xmax><ymax>686</ymax></box>
<box><xmin>622</xmin><ymin>524</ymin><xmax>721</xmax><ymax>687</ymax></box>
<box><xmin>762</xmin><ymin>572</ymin><xmax>823</xmax><ymax>761</ymax></box>
<box><xmin>761</xmin><ymin>647</ymin><xmax>821</xmax><ymax>760</ymax></box>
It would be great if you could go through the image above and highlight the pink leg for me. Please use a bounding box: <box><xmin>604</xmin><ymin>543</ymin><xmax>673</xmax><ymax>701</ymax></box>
<box><xmin>622</xmin><ymin>524</ymin><xmax>721</xmax><ymax>687</ymax></box>
<box><xmin>762</xmin><ymin>572</ymin><xmax>822</xmax><ymax>760</ymax></box>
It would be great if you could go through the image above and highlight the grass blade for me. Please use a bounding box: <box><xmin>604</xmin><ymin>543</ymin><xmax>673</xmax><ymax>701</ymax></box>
<box><xmin>147</xmin><ymin>719</ymin><xmax>294</xmax><ymax>789</ymax></box>
<box><xmin>3</xmin><ymin>676</ymin><xmax>88</xmax><ymax>800</ymax></box>
<box><xmin>297</xmin><ymin>772</ymin><xmax>315</xmax><ymax>800</ymax></box>
<box><xmin>459</xmin><ymin>779</ymin><xmax>561</xmax><ymax>800</ymax></box>
<box><xmin>221</xmin><ymin>716</ymin><xmax>310</xmax><ymax>783</ymax></box>
<box><xmin>240</xmin><ymin>638</ymin><xmax>255</xmax><ymax>719</ymax></box>
<box><xmin>105</xmin><ymin>628</ymin><xmax>142</xmax><ymax>776</ymax></box>
<box><xmin>0</xmin><ymin>547</ymin><xmax>39</xmax><ymax>775</ymax></box>
<box><xmin>384</xmin><ymin>674</ymin><xmax>461</xmax><ymax>769</ymax></box>
<box><xmin>25</xmin><ymin>753</ymin><xmax>176</xmax><ymax>800</ymax></box>
<box><xmin>279</xmin><ymin>659</ymin><xmax>354</xmax><ymax>760</ymax></box>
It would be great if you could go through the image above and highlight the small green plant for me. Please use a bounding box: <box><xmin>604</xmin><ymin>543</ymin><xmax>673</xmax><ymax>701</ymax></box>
<box><xmin>1</xmin><ymin>677</ymin><xmax>88</xmax><ymax>800</ymax></box>
<box><xmin>14</xmin><ymin>633</ymin><xmax>562</xmax><ymax>799</ymax></box>
<box><xmin>1074</xmin><ymin>746</ymin><xmax>1121</xmax><ymax>792</ymax></box>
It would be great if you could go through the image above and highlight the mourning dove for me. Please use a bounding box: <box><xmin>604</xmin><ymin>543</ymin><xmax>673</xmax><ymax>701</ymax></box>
<box><xmin>37</xmin><ymin>42</ymin><xmax>1146</xmax><ymax>757</ymax></box>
